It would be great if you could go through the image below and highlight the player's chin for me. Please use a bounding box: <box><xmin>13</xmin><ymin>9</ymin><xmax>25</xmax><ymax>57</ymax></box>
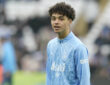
<box><xmin>53</xmin><ymin>27</ymin><xmax>62</xmax><ymax>33</ymax></box>
<box><xmin>54</xmin><ymin>30</ymin><xmax>60</xmax><ymax>33</ymax></box>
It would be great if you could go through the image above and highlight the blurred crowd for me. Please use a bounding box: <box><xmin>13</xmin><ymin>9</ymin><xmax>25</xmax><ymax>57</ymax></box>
<box><xmin>0</xmin><ymin>0</ymin><xmax>110</xmax><ymax>85</ymax></box>
<box><xmin>91</xmin><ymin>24</ymin><xmax>110</xmax><ymax>79</ymax></box>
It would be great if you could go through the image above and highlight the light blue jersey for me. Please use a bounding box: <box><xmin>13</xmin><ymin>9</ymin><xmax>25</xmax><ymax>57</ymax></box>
<box><xmin>46</xmin><ymin>32</ymin><xmax>90</xmax><ymax>85</ymax></box>
<box><xmin>2</xmin><ymin>41</ymin><xmax>17</xmax><ymax>74</ymax></box>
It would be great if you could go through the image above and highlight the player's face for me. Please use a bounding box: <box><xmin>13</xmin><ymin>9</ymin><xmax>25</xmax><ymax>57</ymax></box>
<box><xmin>51</xmin><ymin>13</ymin><xmax>72</xmax><ymax>33</ymax></box>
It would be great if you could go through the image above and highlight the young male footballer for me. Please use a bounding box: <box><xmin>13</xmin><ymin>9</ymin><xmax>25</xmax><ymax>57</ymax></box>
<box><xmin>46</xmin><ymin>2</ymin><xmax>90</xmax><ymax>85</ymax></box>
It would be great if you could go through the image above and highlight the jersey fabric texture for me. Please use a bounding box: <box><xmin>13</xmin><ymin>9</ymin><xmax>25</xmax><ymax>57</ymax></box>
<box><xmin>2</xmin><ymin>41</ymin><xmax>16</xmax><ymax>74</ymax></box>
<box><xmin>46</xmin><ymin>32</ymin><xmax>90</xmax><ymax>85</ymax></box>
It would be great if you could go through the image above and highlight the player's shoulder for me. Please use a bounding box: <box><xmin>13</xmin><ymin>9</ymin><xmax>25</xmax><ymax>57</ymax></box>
<box><xmin>77</xmin><ymin>43</ymin><xmax>87</xmax><ymax>50</ymax></box>
<box><xmin>47</xmin><ymin>37</ymin><xmax>57</xmax><ymax>47</ymax></box>
<box><xmin>71</xmin><ymin>35</ymin><xmax>86</xmax><ymax>49</ymax></box>
<box><xmin>73</xmin><ymin>37</ymin><xmax>87</xmax><ymax>51</ymax></box>
<box><xmin>74</xmin><ymin>41</ymin><xmax>88</xmax><ymax>56</ymax></box>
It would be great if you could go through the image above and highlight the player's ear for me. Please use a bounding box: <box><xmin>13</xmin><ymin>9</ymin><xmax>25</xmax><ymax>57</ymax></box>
<box><xmin>69</xmin><ymin>19</ymin><xmax>72</xmax><ymax>24</ymax></box>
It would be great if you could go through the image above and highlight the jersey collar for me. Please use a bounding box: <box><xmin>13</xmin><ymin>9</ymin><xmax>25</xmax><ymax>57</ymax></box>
<box><xmin>57</xmin><ymin>31</ymin><xmax>74</xmax><ymax>43</ymax></box>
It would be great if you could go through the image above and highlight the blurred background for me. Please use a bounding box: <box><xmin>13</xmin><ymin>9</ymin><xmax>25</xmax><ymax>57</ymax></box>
<box><xmin>0</xmin><ymin>0</ymin><xmax>110</xmax><ymax>85</ymax></box>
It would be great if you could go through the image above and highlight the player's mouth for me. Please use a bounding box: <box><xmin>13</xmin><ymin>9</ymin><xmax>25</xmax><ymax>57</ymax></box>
<box><xmin>54</xmin><ymin>26</ymin><xmax>61</xmax><ymax>30</ymax></box>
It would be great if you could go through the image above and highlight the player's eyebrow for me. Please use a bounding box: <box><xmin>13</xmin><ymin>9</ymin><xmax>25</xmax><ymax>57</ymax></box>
<box><xmin>51</xmin><ymin>15</ymin><xmax>64</xmax><ymax>19</ymax></box>
<box><xmin>59</xmin><ymin>15</ymin><xmax>64</xmax><ymax>18</ymax></box>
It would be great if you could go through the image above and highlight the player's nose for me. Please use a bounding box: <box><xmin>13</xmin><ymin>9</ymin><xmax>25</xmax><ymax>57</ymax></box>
<box><xmin>54</xmin><ymin>19</ymin><xmax>60</xmax><ymax>24</ymax></box>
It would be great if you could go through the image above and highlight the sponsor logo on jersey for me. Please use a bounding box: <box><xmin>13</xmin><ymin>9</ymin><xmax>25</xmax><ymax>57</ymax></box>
<box><xmin>51</xmin><ymin>62</ymin><xmax>65</xmax><ymax>77</ymax></box>
<box><xmin>51</xmin><ymin>62</ymin><xmax>65</xmax><ymax>72</ymax></box>
<box><xmin>80</xmin><ymin>59</ymin><xmax>88</xmax><ymax>64</ymax></box>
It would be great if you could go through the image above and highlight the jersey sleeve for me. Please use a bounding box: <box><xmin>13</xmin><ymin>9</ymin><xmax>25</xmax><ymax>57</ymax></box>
<box><xmin>3</xmin><ymin>42</ymin><xmax>17</xmax><ymax>73</ymax></box>
<box><xmin>74</xmin><ymin>45</ymin><xmax>91</xmax><ymax>85</ymax></box>
<box><xmin>46</xmin><ymin>43</ymin><xmax>51</xmax><ymax>85</ymax></box>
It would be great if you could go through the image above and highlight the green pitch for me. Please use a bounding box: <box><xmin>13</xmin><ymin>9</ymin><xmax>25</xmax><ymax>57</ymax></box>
<box><xmin>13</xmin><ymin>71</ymin><xmax>46</xmax><ymax>85</ymax></box>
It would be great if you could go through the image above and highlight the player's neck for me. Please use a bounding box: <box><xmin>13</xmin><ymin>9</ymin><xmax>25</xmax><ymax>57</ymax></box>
<box><xmin>58</xmin><ymin>29</ymin><xmax>70</xmax><ymax>39</ymax></box>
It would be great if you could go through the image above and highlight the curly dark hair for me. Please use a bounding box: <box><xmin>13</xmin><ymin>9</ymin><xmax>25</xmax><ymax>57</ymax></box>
<box><xmin>48</xmin><ymin>2</ymin><xmax>75</xmax><ymax>21</ymax></box>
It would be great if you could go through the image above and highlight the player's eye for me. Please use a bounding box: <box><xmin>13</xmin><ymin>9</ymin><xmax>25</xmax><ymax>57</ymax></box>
<box><xmin>59</xmin><ymin>16</ymin><xmax>64</xmax><ymax>20</ymax></box>
<box><xmin>51</xmin><ymin>17</ymin><xmax>56</xmax><ymax>21</ymax></box>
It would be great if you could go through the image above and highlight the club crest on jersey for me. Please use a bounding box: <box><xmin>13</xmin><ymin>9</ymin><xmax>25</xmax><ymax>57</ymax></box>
<box><xmin>62</xmin><ymin>56</ymin><xmax>67</xmax><ymax>60</ymax></box>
